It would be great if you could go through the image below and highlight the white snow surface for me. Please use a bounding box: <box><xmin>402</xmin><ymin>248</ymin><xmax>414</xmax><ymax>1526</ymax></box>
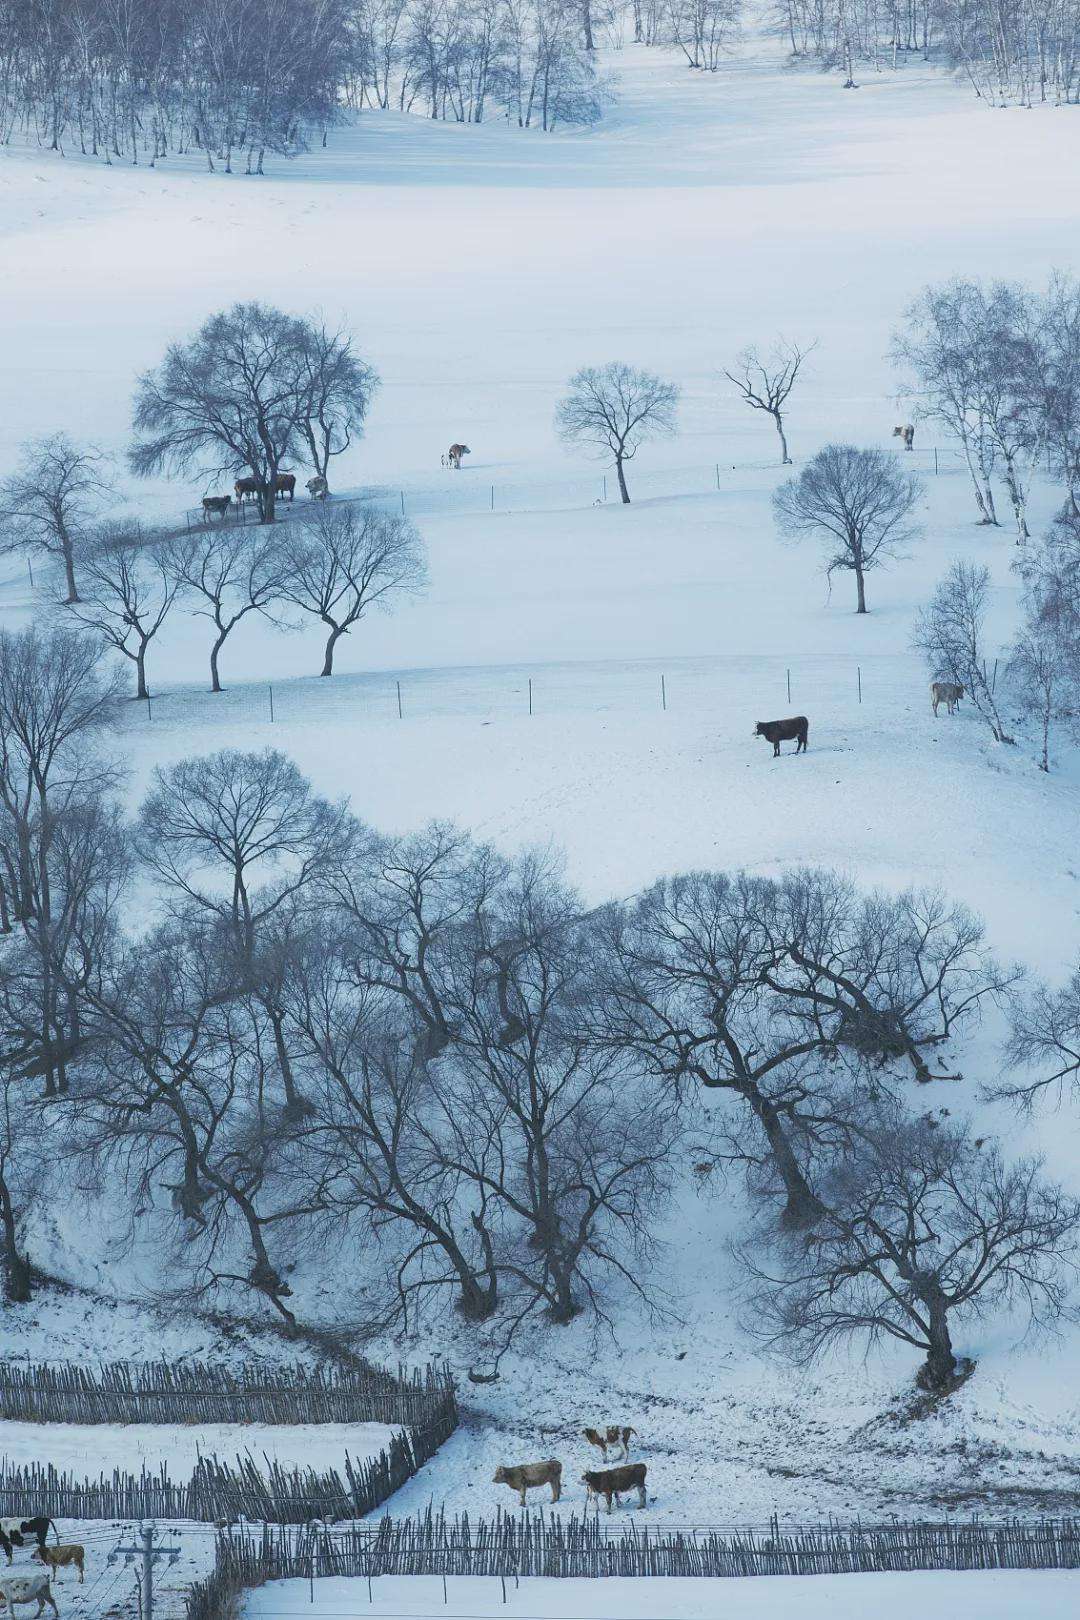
<box><xmin>244</xmin><ymin>1571</ymin><xmax>1080</xmax><ymax>1619</ymax></box>
<box><xmin>5</xmin><ymin>10</ymin><xmax>1080</xmax><ymax>1536</ymax></box>
<box><xmin>0</xmin><ymin>1421</ymin><xmax>398</xmax><ymax>1477</ymax></box>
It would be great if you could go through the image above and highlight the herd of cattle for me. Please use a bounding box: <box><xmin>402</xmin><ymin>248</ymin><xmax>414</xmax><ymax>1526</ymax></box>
<box><xmin>493</xmin><ymin>1425</ymin><xmax>649</xmax><ymax>1515</ymax></box>
<box><xmin>0</xmin><ymin>1520</ymin><xmax>82</xmax><ymax>1617</ymax></box>
<box><xmin>199</xmin><ymin>441</ymin><xmax>473</xmax><ymax>519</ymax></box>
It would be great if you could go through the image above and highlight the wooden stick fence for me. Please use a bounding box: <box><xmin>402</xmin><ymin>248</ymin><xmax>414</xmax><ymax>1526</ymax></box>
<box><xmin>189</xmin><ymin>1510</ymin><xmax>1080</xmax><ymax>1608</ymax></box>
<box><xmin>0</xmin><ymin>1358</ymin><xmax>454</xmax><ymax>1429</ymax></box>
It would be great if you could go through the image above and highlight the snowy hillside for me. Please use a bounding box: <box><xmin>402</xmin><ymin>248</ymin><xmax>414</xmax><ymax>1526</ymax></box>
<box><xmin>5</xmin><ymin>11</ymin><xmax>1080</xmax><ymax>1550</ymax></box>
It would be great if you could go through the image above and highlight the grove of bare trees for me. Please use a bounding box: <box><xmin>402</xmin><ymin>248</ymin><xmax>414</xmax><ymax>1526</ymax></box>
<box><xmin>0</xmin><ymin>633</ymin><xmax>1073</xmax><ymax>1396</ymax></box>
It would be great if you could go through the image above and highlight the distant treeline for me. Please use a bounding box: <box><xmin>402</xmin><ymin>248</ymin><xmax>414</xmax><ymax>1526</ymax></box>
<box><xmin>0</xmin><ymin>0</ymin><xmax>615</xmax><ymax>169</ymax></box>
<box><xmin>774</xmin><ymin>0</ymin><xmax>1080</xmax><ymax>102</ymax></box>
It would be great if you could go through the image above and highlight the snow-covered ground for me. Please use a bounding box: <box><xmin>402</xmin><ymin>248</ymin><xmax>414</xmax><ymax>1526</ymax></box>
<box><xmin>0</xmin><ymin>1421</ymin><xmax>397</xmax><ymax>1477</ymax></box>
<box><xmin>5</xmin><ymin>6</ymin><xmax>1080</xmax><ymax>1547</ymax></box>
<box><xmin>245</xmin><ymin>1571</ymin><xmax>1080</xmax><ymax>1619</ymax></box>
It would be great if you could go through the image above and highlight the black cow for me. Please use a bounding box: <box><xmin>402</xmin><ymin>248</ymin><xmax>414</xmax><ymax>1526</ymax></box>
<box><xmin>0</xmin><ymin>1521</ymin><xmax>57</xmax><ymax>1565</ymax></box>
<box><xmin>582</xmin><ymin>1463</ymin><xmax>647</xmax><ymax>1513</ymax></box>
<box><xmin>754</xmin><ymin>716</ymin><xmax>808</xmax><ymax>757</ymax></box>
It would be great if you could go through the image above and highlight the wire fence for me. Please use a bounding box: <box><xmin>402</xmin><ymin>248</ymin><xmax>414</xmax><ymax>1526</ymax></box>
<box><xmin>117</xmin><ymin>653</ymin><xmax>925</xmax><ymax>737</ymax></box>
<box><xmin>176</xmin><ymin>445</ymin><xmax>961</xmax><ymax>533</ymax></box>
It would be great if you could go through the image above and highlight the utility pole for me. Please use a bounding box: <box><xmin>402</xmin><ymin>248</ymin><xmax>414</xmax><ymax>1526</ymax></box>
<box><xmin>109</xmin><ymin>1525</ymin><xmax>181</xmax><ymax>1620</ymax></box>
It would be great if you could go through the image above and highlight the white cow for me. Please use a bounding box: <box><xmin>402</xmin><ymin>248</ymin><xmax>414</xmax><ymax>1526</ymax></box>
<box><xmin>0</xmin><ymin>1573</ymin><xmax>59</xmax><ymax>1617</ymax></box>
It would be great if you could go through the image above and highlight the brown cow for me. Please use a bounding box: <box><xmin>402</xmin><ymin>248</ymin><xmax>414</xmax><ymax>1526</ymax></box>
<box><xmin>275</xmin><ymin>473</ymin><xmax>296</xmax><ymax>500</ymax></box>
<box><xmin>930</xmin><ymin>680</ymin><xmax>964</xmax><ymax>716</ymax></box>
<box><xmin>754</xmin><ymin>716</ymin><xmax>808</xmax><ymax>757</ymax></box>
<box><xmin>447</xmin><ymin>443</ymin><xmax>470</xmax><ymax>470</ymax></box>
<box><xmin>582</xmin><ymin>1426</ymin><xmax>635</xmax><ymax>1462</ymax></box>
<box><xmin>582</xmin><ymin>1463</ymin><xmax>647</xmax><ymax>1513</ymax></box>
<box><xmin>234</xmin><ymin>476</ymin><xmax>260</xmax><ymax>502</ymax></box>
<box><xmin>493</xmin><ymin>1459</ymin><xmax>561</xmax><ymax>1507</ymax></box>
<box><xmin>202</xmin><ymin>495</ymin><xmax>231</xmax><ymax>520</ymax></box>
<box><xmin>893</xmin><ymin>424</ymin><xmax>915</xmax><ymax>450</ymax></box>
<box><xmin>31</xmin><ymin>1550</ymin><xmax>82</xmax><ymax>1585</ymax></box>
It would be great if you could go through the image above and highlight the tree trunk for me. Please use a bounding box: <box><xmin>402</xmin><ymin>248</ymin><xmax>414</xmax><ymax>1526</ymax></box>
<box><xmin>775</xmin><ymin>414</ymin><xmax>791</xmax><ymax>464</ymax></box>
<box><xmin>209</xmin><ymin>633</ymin><xmax>226</xmax><ymax>694</ymax></box>
<box><xmin>756</xmin><ymin>1101</ymin><xmax>825</xmax><ymax>1229</ymax></box>
<box><xmin>855</xmin><ymin>564</ymin><xmax>867</xmax><ymax>614</ymax></box>
<box><xmin>62</xmin><ymin>545</ymin><xmax>79</xmax><ymax>604</ymax></box>
<box><xmin>320</xmin><ymin>623</ymin><xmax>344</xmax><ymax>677</ymax></box>
<box><xmin>0</xmin><ymin>1180</ymin><xmax>31</xmax><ymax>1303</ymax></box>
<box><xmin>134</xmin><ymin>642</ymin><xmax>149</xmax><ymax>701</ymax></box>
<box><xmin>615</xmin><ymin>455</ymin><xmax>631</xmax><ymax>504</ymax></box>
<box><xmin>582</xmin><ymin>0</ymin><xmax>594</xmax><ymax>49</ymax></box>
<box><xmin>916</xmin><ymin>1287</ymin><xmax>957</xmax><ymax>1391</ymax></box>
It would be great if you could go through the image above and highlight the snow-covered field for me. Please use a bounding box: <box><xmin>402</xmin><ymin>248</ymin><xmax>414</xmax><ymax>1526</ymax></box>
<box><xmin>0</xmin><ymin>1421</ymin><xmax>397</xmax><ymax>1477</ymax></box>
<box><xmin>244</xmin><ymin>1571</ymin><xmax>1080</xmax><ymax>1619</ymax></box>
<box><xmin>6</xmin><ymin>4</ymin><xmax>1080</xmax><ymax>1561</ymax></box>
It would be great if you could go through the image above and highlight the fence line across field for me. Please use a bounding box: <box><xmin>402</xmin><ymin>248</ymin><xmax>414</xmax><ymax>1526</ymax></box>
<box><xmin>180</xmin><ymin>445</ymin><xmax>961</xmax><ymax>532</ymax></box>
<box><xmin>181</xmin><ymin>1513</ymin><xmax>1080</xmax><ymax>1619</ymax></box>
<box><xmin>121</xmin><ymin>653</ymin><xmax>932</xmax><ymax>736</ymax></box>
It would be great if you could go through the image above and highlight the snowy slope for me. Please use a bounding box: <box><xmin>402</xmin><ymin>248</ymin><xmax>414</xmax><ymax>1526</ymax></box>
<box><xmin>4</xmin><ymin>14</ymin><xmax>1080</xmax><ymax>1533</ymax></box>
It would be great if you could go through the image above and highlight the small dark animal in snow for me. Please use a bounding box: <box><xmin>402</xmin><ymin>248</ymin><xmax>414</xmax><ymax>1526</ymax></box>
<box><xmin>582</xmin><ymin>1426</ymin><xmax>636</xmax><ymax>1462</ymax></box>
<box><xmin>201</xmin><ymin>495</ymin><xmax>231</xmax><ymax>520</ymax></box>
<box><xmin>754</xmin><ymin>717</ymin><xmax>808</xmax><ymax>757</ymax></box>
<box><xmin>492</xmin><ymin>1460</ymin><xmax>561</xmax><ymax>1507</ymax></box>
<box><xmin>582</xmin><ymin>1463</ymin><xmax>648</xmax><ymax>1513</ymax></box>
<box><xmin>306</xmin><ymin>476</ymin><xmax>328</xmax><ymax>500</ymax></box>
<box><xmin>930</xmin><ymin>681</ymin><xmax>964</xmax><ymax>716</ymax></box>
<box><xmin>893</xmin><ymin>424</ymin><xmax>915</xmax><ymax>450</ymax></box>
<box><xmin>447</xmin><ymin>443</ymin><xmax>470</xmax><ymax>469</ymax></box>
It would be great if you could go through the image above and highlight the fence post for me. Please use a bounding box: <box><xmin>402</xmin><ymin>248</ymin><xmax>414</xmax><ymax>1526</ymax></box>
<box><xmin>528</xmin><ymin>678</ymin><xmax>533</xmax><ymax>716</ymax></box>
<box><xmin>400</xmin><ymin>491</ymin><xmax>405</xmax><ymax>516</ymax></box>
<box><xmin>146</xmin><ymin>694</ymin><xmax>152</xmax><ymax>722</ymax></box>
<box><xmin>26</xmin><ymin>557</ymin><xmax>33</xmax><ymax>590</ymax></box>
<box><xmin>602</xmin><ymin>475</ymin><xmax>607</xmax><ymax>503</ymax></box>
<box><xmin>934</xmin><ymin>448</ymin><xmax>939</xmax><ymax>475</ymax></box>
<box><xmin>490</xmin><ymin>485</ymin><xmax>494</xmax><ymax>512</ymax></box>
<box><xmin>715</xmin><ymin>464</ymin><xmax>720</xmax><ymax>490</ymax></box>
<box><xmin>661</xmin><ymin>674</ymin><xmax>667</xmax><ymax>712</ymax></box>
<box><xmin>786</xmin><ymin>668</ymin><xmax>791</xmax><ymax>704</ymax></box>
<box><xmin>396</xmin><ymin>680</ymin><xmax>403</xmax><ymax>720</ymax></box>
<box><xmin>991</xmin><ymin>658</ymin><xmax>998</xmax><ymax>693</ymax></box>
<box><xmin>269</xmin><ymin>684</ymin><xmax>274</xmax><ymax>723</ymax></box>
<box><xmin>857</xmin><ymin>665</ymin><xmax>862</xmax><ymax>705</ymax></box>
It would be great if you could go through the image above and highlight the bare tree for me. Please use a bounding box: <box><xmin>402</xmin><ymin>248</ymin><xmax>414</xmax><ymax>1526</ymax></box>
<box><xmin>130</xmin><ymin>302</ymin><xmax>313</xmax><ymax>524</ymax></box>
<box><xmin>1009</xmin><ymin>625</ymin><xmax>1070</xmax><ymax>772</ymax></box>
<box><xmin>66</xmin><ymin>523</ymin><xmax>183</xmax><ymax>700</ymax></box>
<box><xmin>555</xmin><ymin>362</ymin><xmax>679</xmax><ymax>503</ymax></box>
<box><xmin>1002</xmin><ymin>962</ymin><xmax>1080</xmax><ymax>1109</ymax></box>
<box><xmin>723</xmin><ymin>339</ymin><xmax>814</xmax><ymax>465</ymax></box>
<box><xmin>278</xmin><ymin>505</ymin><xmax>427</xmax><ymax>676</ymax></box>
<box><xmin>773</xmin><ymin>444</ymin><xmax>921</xmax><ymax>613</ymax></box>
<box><xmin>296</xmin><ymin>322</ymin><xmax>380</xmax><ymax>491</ymax></box>
<box><xmin>163</xmin><ymin>526</ymin><xmax>289</xmax><ymax>693</ymax></box>
<box><xmin>0</xmin><ymin>435</ymin><xmax>114</xmax><ymax>603</ymax></box>
<box><xmin>746</xmin><ymin>1106</ymin><xmax>1080</xmax><ymax>1393</ymax></box>
<box><xmin>892</xmin><ymin>282</ymin><xmax>1000</xmax><ymax>526</ymax></box>
<box><xmin>913</xmin><ymin>561</ymin><xmax>1014</xmax><ymax>743</ymax></box>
